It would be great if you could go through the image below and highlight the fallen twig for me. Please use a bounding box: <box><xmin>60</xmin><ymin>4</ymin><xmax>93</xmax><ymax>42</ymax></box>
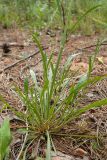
<box><xmin>1</xmin><ymin>46</ymin><xmax>48</xmax><ymax>72</ymax></box>
<box><xmin>0</xmin><ymin>42</ymin><xmax>35</xmax><ymax>48</ymax></box>
<box><xmin>75</xmin><ymin>40</ymin><xmax>107</xmax><ymax>51</ymax></box>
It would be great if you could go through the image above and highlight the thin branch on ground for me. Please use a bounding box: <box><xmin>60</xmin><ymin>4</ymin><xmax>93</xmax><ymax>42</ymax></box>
<box><xmin>0</xmin><ymin>42</ymin><xmax>37</xmax><ymax>48</ymax></box>
<box><xmin>1</xmin><ymin>46</ymin><xmax>48</xmax><ymax>72</ymax></box>
<box><xmin>74</xmin><ymin>40</ymin><xmax>107</xmax><ymax>52</ymax></box>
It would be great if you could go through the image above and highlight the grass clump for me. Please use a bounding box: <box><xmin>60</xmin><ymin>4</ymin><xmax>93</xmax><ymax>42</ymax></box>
<box><xmin>0</xmin><ymin>2</ymin><xmax>107</xmax><ymax>159</ymax></box>
<box><xmin>1</xmin><ymin>32</ymin><xmax>107</xmax><ymax>159</ymax></box>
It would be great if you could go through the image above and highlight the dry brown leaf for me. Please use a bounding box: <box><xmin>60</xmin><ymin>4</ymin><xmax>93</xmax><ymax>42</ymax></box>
<box><xmin>97</xmin><ymin>57</ymin><xmax>104</xmax><ymax>64</ymax></box>
<box><xmin>52</xmin><ymin>156</ymin><xmax>61</xmax><ymax>160</ymax></box>
<box><xmin>70</xmin><ymin>62</ymin><xmax>88</xmax><ymax>74</ymax></box>
<box><xmin>73</xmin><ymin>148</ymin><xmax>87</xmax><ymax>157</ymax></box>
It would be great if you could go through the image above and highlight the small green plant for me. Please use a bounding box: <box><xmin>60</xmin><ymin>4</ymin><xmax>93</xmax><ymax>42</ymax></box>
<box><xmin>0</xmin><ymin>118</ymin><xmax>11</xmax><ymax>160</ymax></box>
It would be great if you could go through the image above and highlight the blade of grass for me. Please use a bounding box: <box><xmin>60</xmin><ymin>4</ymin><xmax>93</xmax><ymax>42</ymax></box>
<box><xmin>71</xmin><ymin>4</ymin><xmax>102</xmax><ymax>32</ymax></box>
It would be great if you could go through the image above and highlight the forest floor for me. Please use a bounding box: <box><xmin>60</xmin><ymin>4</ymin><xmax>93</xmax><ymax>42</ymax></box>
<box><xmin>0</xmin><ymin>27</ymin><xmax>107</xmax><ymax>160</ymax></box>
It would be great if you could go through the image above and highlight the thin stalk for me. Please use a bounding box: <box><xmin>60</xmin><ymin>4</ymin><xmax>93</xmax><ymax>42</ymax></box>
<box><xmin>16</xmin><ymin>111</ymin><xmax>28</xmax><ymax>160</ymax></box>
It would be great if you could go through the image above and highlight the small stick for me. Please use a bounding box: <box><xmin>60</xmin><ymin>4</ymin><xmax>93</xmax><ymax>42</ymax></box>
<box><xmin>75</xmin><ymin>41</ymin><xmax>107</xmax><ymax>51</ymax></box>
<box><xmin>2</xmin><ymin>46</ymin><xmax>48</xmax><ymax>72</ymax></box>
<box><xmin>0</xmin><ymin>42</ymin><xmax>35</xmax><ymax>48</ymax></box>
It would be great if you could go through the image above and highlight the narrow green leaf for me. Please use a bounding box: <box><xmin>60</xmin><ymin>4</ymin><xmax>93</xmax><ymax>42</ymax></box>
<box><xmin>71</xmin><ymin>5</ymin><xmax>102</xmax><ymax>32</ymax></box>
<box><xmin>73</xmin><ymin>98</ymin><xmax>107</xmax><ymax>119</ymax></box>
<box><xmin>24</xmin><ymin>78</ymin><xmax>29</xmax><ymax>96</ymax></box>
<box><xmin>32</xmin><ymin>34</ymin><xmax>48</xmax><ymax>81</ymax></box>
<box><xmin>88</xmin><ymin>40</ymin><xmax>100</xmax><ymax>77</ymax></box>
<box><xmin>0</xmin><ymin>118</ymin><xmax>11</xmax><ymax>160</ymax></box>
